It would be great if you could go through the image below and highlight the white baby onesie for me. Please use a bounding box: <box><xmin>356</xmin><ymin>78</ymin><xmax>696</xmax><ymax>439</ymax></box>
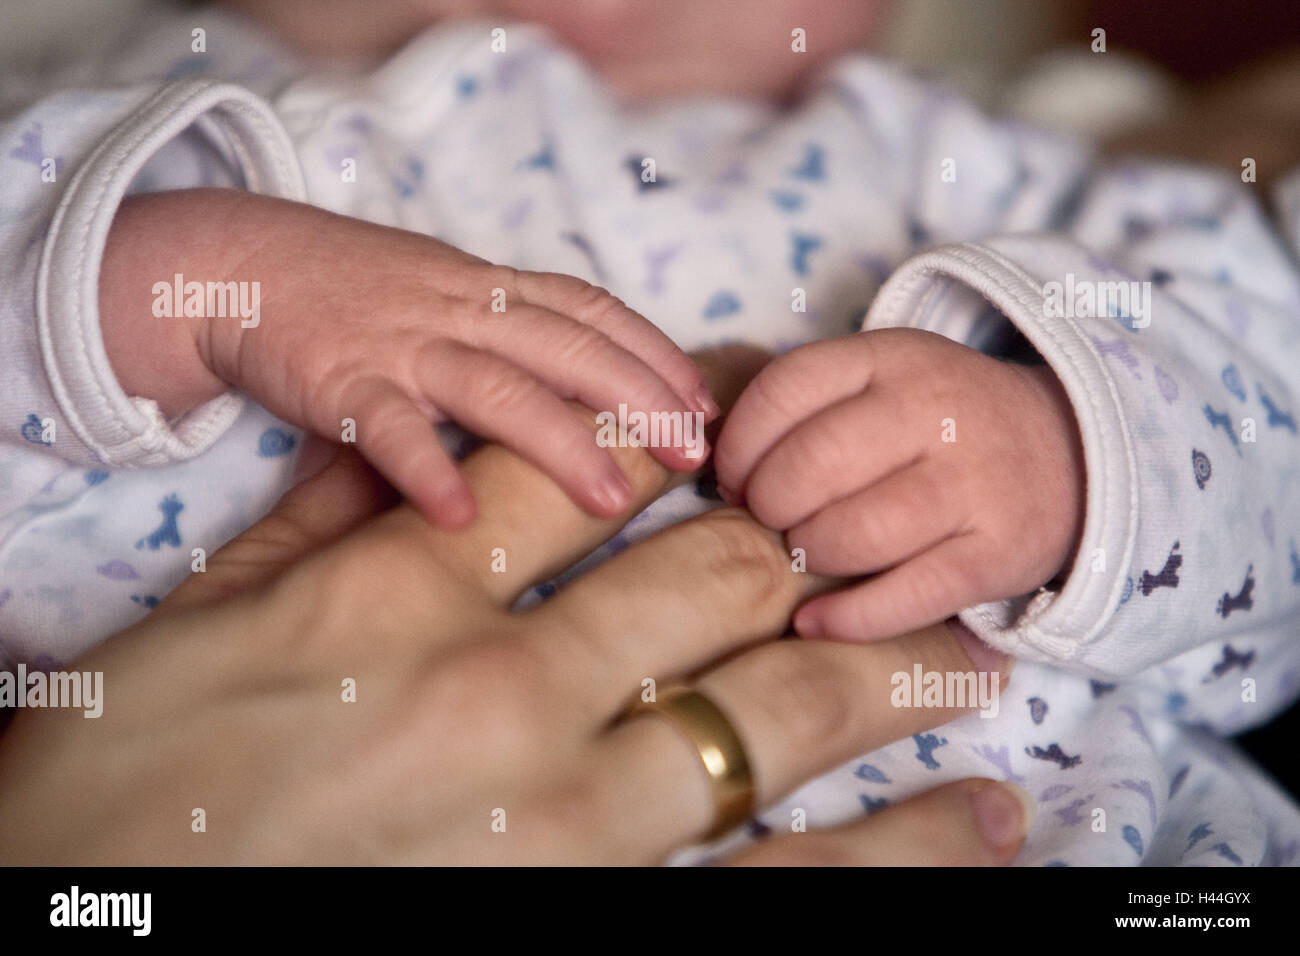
<box><xmin>2</xmin><ymin>6</ymin><xmax>1298</xmax><ymax>865</ymax></box>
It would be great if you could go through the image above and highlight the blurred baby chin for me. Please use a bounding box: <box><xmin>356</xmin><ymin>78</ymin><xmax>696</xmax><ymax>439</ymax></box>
<box><xmin>501</xmin><ymin>0</ymin><xmax>888</xmax><ymax>100</ymax></box>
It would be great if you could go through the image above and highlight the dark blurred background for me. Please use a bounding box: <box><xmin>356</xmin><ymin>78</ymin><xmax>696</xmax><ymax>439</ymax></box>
<box><xmin>1090</xmin><ymin>0</ymin><xmax>1300</xmax><ymax>78</ymax></box>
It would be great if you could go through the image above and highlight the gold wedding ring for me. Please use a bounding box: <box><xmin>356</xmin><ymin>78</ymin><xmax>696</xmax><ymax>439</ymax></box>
<box><xmin>630</xmin><ymin>686</ymin><xmax>755</xmax><ymax>840</ymax></box>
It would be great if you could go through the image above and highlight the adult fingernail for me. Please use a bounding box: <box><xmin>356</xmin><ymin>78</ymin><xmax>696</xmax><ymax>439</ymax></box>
<box><xmin>594</xmin><ymin>470</ymin><xmax>634</xmax><ymax>513</ymax></box>
<box><xmin>969</xmin><ymin>781</ymin><xmax>1035</xmax><ymax>851</ymax></box>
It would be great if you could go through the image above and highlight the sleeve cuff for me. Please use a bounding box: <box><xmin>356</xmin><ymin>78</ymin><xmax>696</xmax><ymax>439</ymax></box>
<box><xmin>862</xmin><ymin>240</ymin><xmax>1139</xmax><ymax>670</ymax></box>
<box><xmin>36</xmin><ymin>79</ymin><xmax>306</xmax><ymax>467</ymax></box>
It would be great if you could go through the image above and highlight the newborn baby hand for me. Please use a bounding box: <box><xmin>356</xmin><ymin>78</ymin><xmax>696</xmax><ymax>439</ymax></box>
<box><xmin>101</xmin><ymin>189</ymin><xmax>716</xmax><ymax>528</ymax></box>
<box><xmin>713</xmin><ymin>328</ymin><xmax>1086</xmax><ymax>642</ymax></box>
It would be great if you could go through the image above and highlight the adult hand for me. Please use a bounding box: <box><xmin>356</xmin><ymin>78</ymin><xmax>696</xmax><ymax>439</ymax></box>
<box><xmin>0</xmin><ymin>349</ymin><xmax>1027</xmax><ymax>864</ymax></box>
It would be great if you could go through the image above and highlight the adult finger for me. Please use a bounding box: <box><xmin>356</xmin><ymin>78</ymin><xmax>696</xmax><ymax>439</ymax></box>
<box><xmin>364</xmin><ymin>345</ymin><xmax>769</xmax><ymax>609</ymax></box>
<box><xmin>724</xmin><ymin>779</ymin><xmax>1034</xmax><ymax>866</ymax></box>
<box><xmin>593</xmin><ymin>619</ymin><xmax>1011</xmax><ymax>852</ymax></box>
<box><xmin>527</xmin><ymin>508</ymin><xmax>832</xmax><ymax>714</ymax></box>
<box><xmin>156</xmin><ymin>442</ymin><xmax>397</xmax><ymax>615</ymax></box>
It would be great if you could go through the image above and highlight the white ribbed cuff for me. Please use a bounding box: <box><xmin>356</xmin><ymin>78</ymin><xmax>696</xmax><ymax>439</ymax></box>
<box><xmin>37</xmin><ymin>79</ymin><xmax>306</xmax><ymax>467</ymax></box>
<box><xmin>863</xmin><ymin>241</ymin><xmax>1139</xmax><ymax>667</ymax></box>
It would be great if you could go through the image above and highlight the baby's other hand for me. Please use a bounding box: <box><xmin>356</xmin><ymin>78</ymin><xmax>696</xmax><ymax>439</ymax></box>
<box><xmin>713</xmin><ymin>328</ymin><xmax>1086</xmax><ymax>642</ymax></box>
<box><xmin>186</xmin><ymin>192</ymin><xmax>716</xmax><ymax>528</ymax></box>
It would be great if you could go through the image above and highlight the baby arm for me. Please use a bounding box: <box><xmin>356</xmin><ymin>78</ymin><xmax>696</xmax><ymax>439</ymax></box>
<box><xmin>98</xmin><ymin>188</ymin><xmax>717</xmax><ymax>527</ymax></box>
<box><xmin>718</xmin><ymin>163</ymin><xmax>1300</xmax><ymax>683</ymax></box>
<box><xmin>707</xmin><ymin>64</ymin><xmax>1300</xmax><ymax>680</ymax></box>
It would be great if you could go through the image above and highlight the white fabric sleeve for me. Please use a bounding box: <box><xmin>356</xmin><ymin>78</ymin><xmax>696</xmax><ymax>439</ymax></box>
<box><xmin>2</xmin><ymin>78</ymin><xmax>305</xmax><ymax>469</ymax></box>
<box><xmin>864</xmin><ymin>162</ymin><xmax>1300</xmax><ymax>679</ymax></box>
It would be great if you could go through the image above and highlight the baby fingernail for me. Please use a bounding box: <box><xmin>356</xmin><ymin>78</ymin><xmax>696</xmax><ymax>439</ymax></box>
<box><xmin>692</xmin><ymin>386</ymin><xmax>721</xmax><ymax>420</ymax></box>
<box><xmin>948</xmin><ymin>618</ymin><xmax>1009</xmax><ymax>675</ymax></box>
<box><xmin>681</xmin><ymin>434</ymin><xmax>710</xmax><ymax>462</ymax></box>
<box><xmin>432</xmin><ymin>485</ymin><xmax>476</xmax><ymax>529</ymax></box>
<box><xmin>793</xmin><ymin>610</ymin><xmax>823</xmax><ymax>638</ymax></box>
<box><xmin>969</xmin><ymin>781</ymin><xmax>1035</xmax><ymax>851</ymax></box>
<box><xmin>594</xmin><ymin>471</ymin><xmax>634</xmax><ymax>512</ymax></box>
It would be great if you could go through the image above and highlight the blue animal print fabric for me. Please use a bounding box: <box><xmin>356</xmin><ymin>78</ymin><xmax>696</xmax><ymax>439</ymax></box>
<box><xmin>1</xmin><ymin>12</ymin><xmax>1298</xmax><ymax>865</ymax></box>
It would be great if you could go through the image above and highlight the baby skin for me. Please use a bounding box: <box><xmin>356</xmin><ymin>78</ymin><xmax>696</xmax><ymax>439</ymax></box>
<box><xmin>714</xmin><ymin>331</ymin><xmax>1085</xmax><ymax>643</ymax></box>
<box><xmin>101</xmin><ymin>210</ymin><xmax>1084</xmax><ymax>651</ymax></box>
<box><xmin>98</xmin><ymin>0</ymin><xmax>1086</xmax><ymax>646</ymax></box>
